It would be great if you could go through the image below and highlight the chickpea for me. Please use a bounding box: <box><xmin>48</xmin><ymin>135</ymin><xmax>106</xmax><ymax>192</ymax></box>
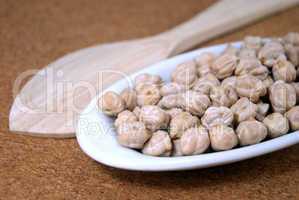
<box><xmin>235</xmin><ymin>58</ymin><xmax>269</xmax><ymax>80</ymax></box>
<box><xmin>222</xmin><ymin>44</ymin><xmax>239</xmax><ymax>56</ymax></box>
<box><xmin>236</xmin><ymin>120</ymin><xmax>268</xmax><ymax>146</ymax></box>
<box><xmin>120</xmin><ymin>89</ymin><xmax>137</xmax><ymax>111</ymax></box>
<box><xmin>135</xmin><ymin>73</ymin><xmax>162</xmax><ymax>87</ymax></box>
<box><xmin>201</xmin><ymin>106</ymin><xmax>234</xmax><ymax>129</ymax></box>
<box><xmin>285</xmin><ymin>106</ymin><xmax>299</xmax><ymax>131</ymax></box>
<box><xmin>165</xmin><ymin>108</ymin><xmax>183</xmax><ymax>119</ymax></box>
<box><xmin>142</xmin><ymin>130</ymin><xmax>172</xmax><ymax>156</ymax></box>
<box><xmin>256</xmin><ymin>102</ymin><xmax>269</xmax><ymax>122</ymax></box>
<box><xmin>180</xmin><ymin>90</ymin><xmax>211</xmax><ymax>116</ymax></box>
<box><xmin>197</xmin><ymin>65</ymin><xmax>212</xmax><ymax>77</ymax></box>
<box><xmin>114</xmin><ymin>110</ymin><xmax>138</xmax><ymax>128</ymax></box>
<box><xmin>117</xmin><ymin>121</ymin><xmax>151</xmax><ymax>149</ymax></box>
<box><xmin>192</xmin><ymin>73</ymin><xmax>220</xmax><ymax>95</ymax></box>
<box><xmin>258</xmin><ymin>41</ymin><xmax>285</xmax><ymax>67</ymax></box>
<box><xmin>172</xmin><ymin>139</ymin><xmax>183</xmax><ymax>156</ymax></box>
<box><xmin>209</xmin><ymin>124</ymin><xmax>238</xmax><ymax>151</ymax></box>
<box><xmin>195</xmin><ymin>52</ymin><xmax>215</xmax><ymax>67</ymax></box>
<box><xmin>269</xmin><ymin>81</ymin><xmax>296</xmax><ymax>113</ymax></box>
<box><xmin>221</xmin><ymin>76</ymin><xmax>237</xmax><ymax>89</ymax></box>
<box><xmin>98</xmin><ymin>91</ymin><xmax>125</xmax><ymax>116</ymax></box>
<box><xmin>171</xmin><ymin>60</ymin><xmax>198</xmax><ymax>87</ymax></box>
<box><xmin>139</xmin><ymin>105</ymin><xmax>170</xmax><ymax>132</ymax></box>
<box><xmin>244</xmin><ymin>36</ymin><xmax>262</xmax><ymax>51</ymax></box>
<box><xmin>169</xmin><ymin>112</ymin><xmax>199</xmax><ymax>139</ymax></box>
<box><xmin>158</xmin><ymin>94</ymin><xmax>183</xmax><ymax>109</ymax></box>
<box><xmin>136</xmin><ymin>84</ymin><xmax>161</xmax><ymax>106</ymax></box>
<box><xmin>263</xmin><ymin>113</ymin><xmax>289</xmax><ymax>138</ymax></box>
<box><xmin>284</xmin><ymin>43</ymin><xmax>299</xmax><ymax>67</ymax></box>
<box><xmin>262</xmin><ymin>76</ymin><xmax>274</xmax><ymax>90</ymax></box>
<box><xmin>272</xmin><ymin>56</ymin><xmax>296</xmax><ymax>82</ymax></box>
<box><xmin>133</xmin><ymin>107</ymin><xmax>141</xmax><ymax>119</ymax></box>
<box><xmin>283</xmin><ymin>32</ymin><xmax>299</xmax><ymax>46</ymax></box>
<box><xmin>180</xmin><ymin>126</ymin><xmax>210</xmax><ymax>155</ymax></box>
<box><xmin>291</xmin><ymin>82</ymin><xmax>299</xmax><ymax>104</ymax></box>
<box><xmin>239</xmin><ymin>47</ymin><xmax>257</xmax><ymax>59</ymax></box>
<box><xmin>231</xmin><ymin>97</ymin><xmax>258</xmax><ymax>123</ymax></box>
<box><xmin>211</xmin><ymin>53</ymin><xmax>238</xmax><ymax>79</ymax></box>
<box><xmin>160</xmin><ymin>82</ymin><xmax>187</xmax><ymax>96</ymax></box>
<box><xmin>235</xmin><ymin>75</ymin><xmax>266</xmax><ymax>103</ymax></box>
<box><xmin>210</xmin><ymin>86</ymin><xmax>238</xmax><ymax>107</ymax></box>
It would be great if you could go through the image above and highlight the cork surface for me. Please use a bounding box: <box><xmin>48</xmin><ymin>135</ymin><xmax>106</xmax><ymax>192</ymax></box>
<box><xmin>1</xmin><ymin>0</ymin><xmax>299</xmax><ymax>199</ymax></box>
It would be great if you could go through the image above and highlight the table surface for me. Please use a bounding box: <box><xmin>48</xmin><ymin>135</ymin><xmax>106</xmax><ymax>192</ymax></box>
<box><xmin>1</xmin><ymin>0</ymin><xmax>299</xmax><ymax>199</ymax></box>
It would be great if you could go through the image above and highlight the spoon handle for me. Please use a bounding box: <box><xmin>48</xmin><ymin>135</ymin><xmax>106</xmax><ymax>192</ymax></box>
<box><xmin>161</xmin><ymin>0</ymin><xmax>299</xmax><ymax>55</ymax></box>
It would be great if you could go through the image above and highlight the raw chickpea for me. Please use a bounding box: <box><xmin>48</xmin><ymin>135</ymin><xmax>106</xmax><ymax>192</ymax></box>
<box><xmin>258</xmin><ymin>41</ymin><xmax>285</xmax><ymax>67</ymax></box>
<box><xmin>114</xmin><ymin>110</ymin><xmax>138</xmax><ymax>128</ymax></box>
<box><xmin>172</xmin><ymin>139</ymin><xmax>183</xmax><ymax>156</ymax></box>
<box><xmin>222</xmin><ymin>44</ymin><xmax>239</xmax><ymax>56</ymax></box>
<box><xmin>269</xmin><ymin>81</ymin><xmax>296</xmax><ymax>114</ymax></box>
<box><xmin>195</xmin><ymin>52</ymin><xmax>215</xmax><ymax>67</ymax></box>
<box><xmin>120</xmin><ymin>89</ymin><xmax>137</xmax><ymax>111</ymax></box>
<box><xmin>236</xmin><ymin>120</ymin><xmax>268</xmax><ymax>146</ymax></box>
<box><xmin>221</xmin><ymin>76</ymin><xmax>237</xmax><ymax>89</ymax></box>
<box><xmin>284</xmin><ymin>43</ymin><xmax>299</xmax><ymax>67</ymax></box>
<box><xmin>135</xmin><ymin>73</ymin><xmax>162</xmax><ymax>87</ymax></box>
<box><xmin>262</xmin><ymin>76</ymin><xmax>274</xmax><ymax>90</ymax></box>
<box><xmin>235</xmin><ymin>75</ymin><xmax>266</xmax><ymax>103</ymax></box>
<box><xmin>99</xmin><ymin>91</ymin><xmax>125</xmax><ymax>116</ymax></box>
<box><xmin>133</xmin><ymin>107</ymin><xmax>141</xmax><ymax>119</ymax></box>
<box><xmin>165</xmin><ymin>108</ymin><xmax>183</xmax><ymax>119</ymax></box>
<box><xmin>231</xmin><ymin>97</ymin><xmax>258</xmax><ymax>123</ymax></box>
<box><xmin>201</xmin><ymin>106</ymin><xmax>234</xmax><ymax>129</ymax></box>
<box><xmin>192</xmin><ymin>73</ymin><xmax>220</xmax><ymax>95</ymax></box>
<box><xmin>272</xmin><ymin>56</ymin><xmax>296</xmax><ymax>82</ymax></box>
<box><xmin>283</xmin><ymin>32</ymin><xmax>299</xmax><ymax>45</ymax></box>
<box><xmin>180</xmin><ymin>90</ymin><xmax>211</xmax><ymax>116</ymax></box>
<box><xmin>139</xmin><ymin>105</ymin><xmax>170</xmax><ymax>132</ymax></box>
<box><xmin>180</xmin><ymin>126</ymin><xmax>210</xmax><ymax>155</ymax></box>
<box><xmin>136</xmin><ymin>84</ymin><xmax>161</xmax><ymax>106</ymax></box>
<box><xmin>239</xmin><ymin>47</ymin><xmax>257</xmax><ymax>59</ymax></box>
<box><xmin>235</xmin><ymin>58</ymin><xmax>269</xmax><ymax>80</ymax></box>
<box><xmin>160</xmin><ymin>82</ymin><xmax>187</xmax><ymax>96</ymax></box>
<box><xmin>211</xmin><ymin>53</ymin><xmax>238</xmax><ymax>79</ymax></box>
<box><xmin>244</xmin><ymin>36</ymin><xmax>262</xmax><ymax>51</ymax></box>
<box><xmin>169</xmin><ymin>112</ymin><xmax>199</xmax><ymax>139</ymax></box>
<box><xmin>210</xmin><ymin>86</ymin><xmax>238</xmax><ymax>107</ymax></box>
<box><xmin>291</xmin><ymin>82</ymin><xmax>299</xmax><ymax>103</ymax></box>
<box><xmin>209</xmin><ymin>124</ymin><xmax>238</xmax><ymax>151</ymax></box>
<box><xmin>285</xmin><ymin>106</ymin><xmax>299</xmax><ymax>131</ymax></box>
<box><xmin>142</xmin><ymin>130</ymin><xmax>172</xmax><ymax>156</ymax></box>
<box><xmin>158</xmin><ymin>94</ymin><xmax>183</xmax><ymax>109</ymax></box>
<box><xmin>117</xmin><ymin>121</ymin><xmax>151</xmax><ymax>149</ymax></box>
<box><xmin>263</xmin><ymin>113</ymin><xmax>289</xmax><ymax>138</ymax></box>
<box><xmin>171</xmin><ymin>60</ymin><xmax>198</xmax><ymax>87</ymax></box>
<box><xmin>256</xmin><ymin>102</ymin><xmax>269</xmax><ymax>122</ymax></box>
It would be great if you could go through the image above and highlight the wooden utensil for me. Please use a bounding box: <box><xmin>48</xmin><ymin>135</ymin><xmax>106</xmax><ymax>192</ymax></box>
<box><xmin>9</xmin><ymin>0</ymin><xmax>299</xmax><ymax>137</ymax></box>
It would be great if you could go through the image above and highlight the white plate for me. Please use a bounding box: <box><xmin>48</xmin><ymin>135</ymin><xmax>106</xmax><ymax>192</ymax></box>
<box><xmin>76</xmin><ymin>42</ymin><xmax>299</xmax><ymax>171</ymax></box>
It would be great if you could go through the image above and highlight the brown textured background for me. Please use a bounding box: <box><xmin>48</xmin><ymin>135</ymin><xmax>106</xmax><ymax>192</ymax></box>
<box><xmin>1</xmin><ymin>0</ymin><xmax>299</xmax><ymax>199</ymax></box>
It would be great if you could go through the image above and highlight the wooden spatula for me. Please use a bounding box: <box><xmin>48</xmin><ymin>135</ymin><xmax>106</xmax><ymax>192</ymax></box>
<box><xmin>9</xmin><ymin>0</ymin><xmax>299</xmax><ymax>138</ymax></box>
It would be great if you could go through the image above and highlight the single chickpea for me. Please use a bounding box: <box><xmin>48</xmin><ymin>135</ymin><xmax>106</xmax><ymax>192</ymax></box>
<box><xmin>169</xmin><ymin>112</ymin><xmax>199</xmax><ymax>139</ymax></box>
<box><xmin>180</xmin><ymin>90</ymin><xmax>211</xmax><ymax>116</ymax></box>
<box><xmin>210</xmin><ymin>86</ymin><xmax>238</xmax><ymax>107</ymax></box>
<box><xmin>136</xmin><ymin>84</ymin><xmax>161</xmax><ymax>106</ymax></box>
<box><xmin>272</xmin><ymin>56</ymin><xmax>296</xmax><ymax>82</ymax></box>
<box><xmin>142</xmin><ymin>130</ymin><xmax>172</xmax><ymax>156</ymax></box>
<box><xmin>221</xmin><ymin>76</ymin><xmax>237</xmax><ymax>90</ymax></box>
<box><xmin>135</xmin><ymin>73</ymin><xmax>162</xmax><ymax>87</ymax></box>
<box><xmin>192</xmin><ymin>73</ymin><xmax>220</xmax><ymax>95</ymax></box>
<box><xmin>139</xmin><ymin>105</ymin><xmax>170</xmax><ymax>132</ymax></box>
<box><xmin>194</xmin><ymin>52</ymin><xmax>215</xmax><ymax>77</ymax></box>
<box><xmin>120</xmin><ymin>89</ymin><xmax>137</xmax><ymax>111</ymax></box>
<box><xmin>284</xmin><ymin>43</ymin><xmax>299</xmax><ymax>67</ymax></box>
<box><xmin>171</xmin><ymin>60</ymin><xmax>198</xmax><ymax>87</ymax></box>
<box><xmin>235</xmin><ymin>58</ymin><xmax>269</xmax><ymax>80</ymax></box>
<box><xmin>244</xmin><ymin>36</ymin><xmax>262</xmax><ymax>51</ymax></box>
<box><xmin>255</xmin><ymin>102</ymin><xmax>269</xmax><ymax>122</ymax></box>
<box><xmin>269</xmin><ymin>81</ymin><xmax>296</xmax><ymax>113</ymax></box>
<box><xmin>211</xmin><ymin>53</ymin><xmax>238</xmax><ymax>79</ymax></box>
<box><xmin>180</xmin><ymin>126</ymin><xmax>210</xmax><ymax>155</ymax></box>
<box><xmin>258</xmin><ymin>41</ymin><xmax>285</xmax><ymax>67</ymax></box>
<box><xmin>209</xmin><ymin>124</ymin><xmax>238</xmax><ymax>151</ymax></box>
<box><xmin>158</xmin><ymin>94</ymin><xmax>183</xmax><ymax>109</ymax></box>
<box><xmin>236</xmin><ymin>120</ymin><xmax>268</xmax><ymax>146</ymax></box>
<box><xmin>98</xmin><ymin>91</ymin><xmax>125</xmax><ymax>116</ymax></box>
<box><xmin>239</xmin><ymin>47</ymin><xmax>257</xmax><ymax>59</ymax></box>
<box><xmin>291</xmin><ymin>82</ymin><xmax>299</xmax><ymax>104</ymax></box>
<box><xmin>222</xmin><ymin>44</ymin><xmax>239</xmax><ymax>56</ymax></box>
<box><xmin>283</xmin><ymin>32</ymin><xmax>299</xmax><ymax>46</ymax></box>
<box><xmin>165</xmin><ymin>108</ymin><xmax>184</xmax><ymax>119</ymax></box>
<box><xmin>160</xmin><ymin>82</ymin><xmax>187</xmax><ymax>96</ymax></box>
<box><xmin>117</xmin><ymin>121</ymin><xmax>151</xmax><ymax>149</ymax></box>
<box><xmin>263</xmin><ymin>113</ymin><xmax>289</xmax><ymax>138</ymax></box>
<box><xmin>231</xmin><ymin>97</ymin><xmax>258</xmax><ymax>123</ymax></box>
<box><xmin>114</xmin><ymin>110</ymin><xmax>138</xmax><ymax>128</ymax></box>
<box><xmin>172</xmin><ymin>139</ymin><xmax>183</xmax><ymax>156</ymax></box>
<box><xmin>285</xmin><ymin>106</ymin><xmax>299</xmax><ymax>131</ymax></box>
<box><xmin>235</xmin><ymin>75</ymin><xmax>266</xmax><ymax>103</ymax></box>
<box><xmin>201</xmin><ymin>106</ymin><xmax>234</xmax><ymax>129</ymax></box>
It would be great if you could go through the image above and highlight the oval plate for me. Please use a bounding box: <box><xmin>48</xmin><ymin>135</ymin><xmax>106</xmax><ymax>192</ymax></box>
<box><xmin>76</xmin><ymin>42</ymin><xmax>299</xmax><ymax>171</ymax></box>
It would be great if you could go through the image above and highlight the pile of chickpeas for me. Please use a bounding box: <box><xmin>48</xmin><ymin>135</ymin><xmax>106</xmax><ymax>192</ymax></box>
<box><xmin>99</xmin><ymin>32</ymin><xmax>299</xmax><ymax>157</ymax></box>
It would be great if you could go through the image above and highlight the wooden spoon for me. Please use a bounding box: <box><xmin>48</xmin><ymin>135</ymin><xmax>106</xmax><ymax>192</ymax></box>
<box><xmin>9</xmin><ymin>0</ymin><xmax>299</xmax><ymax>137</ymax></box>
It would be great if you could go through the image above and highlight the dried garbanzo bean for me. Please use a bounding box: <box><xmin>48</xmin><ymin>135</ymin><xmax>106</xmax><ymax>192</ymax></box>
<box><xmin>201</xmin><ymin>106</ymin><xmax>234</xmax><ymax>129</ymax></box>
<box><xmin>142</xmin><ymin>130</ymin><xmax>172</xmax><ymax>156</ymax></box>
<box><xmin>99</xmin><ymin>91</ymin><xmax>125</xmax><ymax>116</ymax></box>
<box><xmin>114</xmin><ymin>110</ymin><xmax>138</xmax><ymax>128</ymax></box>
<box><xmin>244</xmin><ymin>36</ymin><xmax>262</xmax><ymax>51</ymax></box>
<box><xmin>236</xmin><ymin>120</ymin><xmax>267</xmax><ymax>146</ymax></box>
<box><xmin>120</xmin><ymin>89</ymin><xmax>137</xmax><ymax>111</ymax></box>
<box><xmin>258</xmin><ymin>41</ymin><xmax>285</xmax><ymax>67</ymax></box>
<box><xmin>235</xmin><ymin>58</ymin><xmax>268</xmax><ymax>80</ymax></box>
<box><xmin>135</xmin><ymin>73</ymin><xmax>162</xmax><ymax>87</ymax></box>
<box><xmin>192</xmin><ymin>73</ymin><xmax>220</xmax><ymax>95</ymax></box>
<box><xmin>263</xmin><ymin>113</ymin><xmax>289</xmax><ymax>138</ymax></box>
<box><xmin>160</xmin><ymin>82</ymin><xmax>187</xmax><ymax>96</ymax></box>
<box><xmin>136</xmin><ymin>84</ymin><xmax>161</xmax><ymax>106</ymax></box>
<box><xmin>169</xmin><ymin>112</ymin><xmax>199</xmax><ymax>139</ymax></box>
<box><xmin>180</xmin><ymin>90</ymin><xmax>211</xmax><ymax>116</ymax></box>
<box><xmin>285</xmin><ymin>106</ymin><xmax>299</xmax><ymax>131</ymax></box>
<box><xmin>272</xmin><ymin>56</ymin><xmax>296</xmax><ymax>82</ymax></box>
<box><xmin>231</xmin><ymin>97</ymin><xmax>258</xmax><ymax>123</ymax></box>
<box><xmin>210</xmin><ymin>86</ymin><xmax>238</xmax><ymax>107</ymax></box>
<box><xmin>171</xmin><ymin>60</ymin><xmax>197</xmax><ymax>87</ymax></box>
<box><xmin>209</xmin><ymin>124</ymin><xmax>238</xmax><ymax>151</ymax></box>
<box><xmin>211</xmin><ymin>53</ymin><xmax>238</xmax><ymax>79</ymax></box>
